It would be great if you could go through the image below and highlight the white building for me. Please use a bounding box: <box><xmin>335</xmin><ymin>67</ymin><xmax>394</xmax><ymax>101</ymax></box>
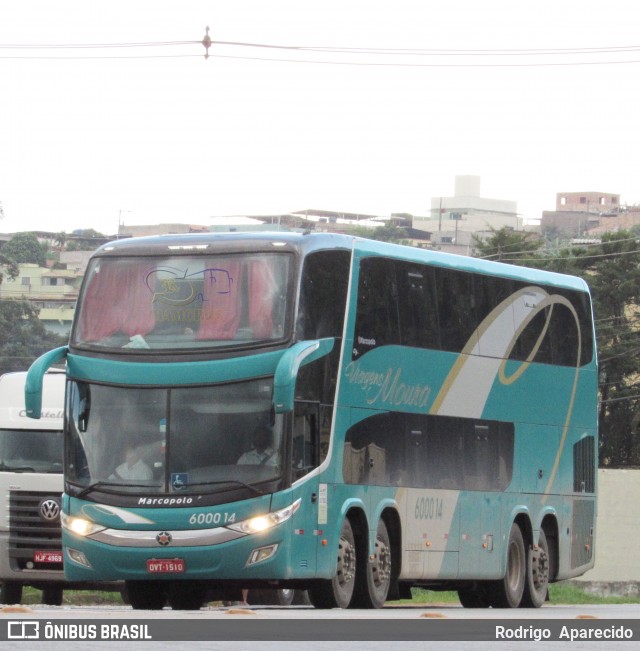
<box><xmin>414</xmin><ymin>176</ymin><xmax>520</xmax><ymax>255</ymax></box>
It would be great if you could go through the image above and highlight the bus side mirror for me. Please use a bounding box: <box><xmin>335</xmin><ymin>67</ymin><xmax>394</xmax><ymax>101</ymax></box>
<box><xmin>25</xmin><ymin>346</ymin><xmax>68</xmax><ymax>419</ymax></box>
<box><xmin>273</xmin><ymin>338</ymin><xmax>335</xmax><ymax>413</ymax></box>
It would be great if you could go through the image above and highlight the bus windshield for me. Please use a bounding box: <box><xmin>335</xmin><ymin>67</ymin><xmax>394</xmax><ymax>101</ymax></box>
<box><xmin>0</xmin><ymin>429</ymin><xmax>63</xmax><ymax>473</ymax></box>
<box><xmin>72</xmin><ymin>252</ymin><xmax>292</xmax><ymax>351</ymax></box>
<box><xmin>66</xmin><ymin>379</ymin><xmax>283</xmax><ymax>495</ymax></box>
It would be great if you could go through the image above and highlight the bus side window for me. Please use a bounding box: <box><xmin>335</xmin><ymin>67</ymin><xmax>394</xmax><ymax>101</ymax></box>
<box><xmin>298</xmin><ymin>250</ymin><xmax>350</xmax><ymax>341</ymax></box>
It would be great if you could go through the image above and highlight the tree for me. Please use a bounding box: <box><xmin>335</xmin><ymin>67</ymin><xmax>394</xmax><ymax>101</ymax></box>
<box><xmin>0</xmin><ymin>254</ymin><xmax>19</xmax><ymax>285</ymax></box>
<box><xmin>475</xmin><ymin>228</ymin><xmax>640</xmax><ymax>467</ymax></box>
<box><xmin>0</xmin><ymin>300</ymin><xmax>66</xmax><ymax>376</ymax></box>
<box><xmin>472</xmin><ymin>226</ymin><xmax>541</xmax><ymax>262</ymax></box>
<box><xmin>564</xmin><ymin>233</ymin><xmax>640</xmax><ymax>467</ymax></box>
<box><xmin>370</xmin><ymin>223</ymin><xmax>410</xmax><ymax>244</ymax></box>
<box><xmin>1</xmin><ymin>232</ymin><xmax>47</xmax><ymax>266</ymax></box>
<box><xmin>54</xmin><ymin>231</ymin><xmax>68</xmax><ymax>250</ymax></box>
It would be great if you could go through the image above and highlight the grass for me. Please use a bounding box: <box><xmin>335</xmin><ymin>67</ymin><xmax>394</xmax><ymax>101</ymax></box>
<box><xmin>410</xmin><ymin>584</ymin><xmax>640</xmax><ymax>606</ymax></box>
<box><xmin>21</xmin><ymin>587</ymin><xmax>125</xmax><ymax>606</ymax></box>
<box><xmin>17</xmin><ymin>583</ymin><xmax>640</xmax><ymax>607</ymax></box>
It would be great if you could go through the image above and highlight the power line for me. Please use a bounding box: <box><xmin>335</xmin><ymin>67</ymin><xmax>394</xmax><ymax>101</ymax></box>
<box><xmin>600</xmin><ymin>392</ymin><xmax>640</xmax><ymax>405</ymax></box>
<box><xmin>2</xmin><ymin>35</ymin><xmax>640</xmax><ymax>66</ymax></box>
<box><xmin>481</xmin><ymin>247</ymin><xmax>640</xmax><ymax>264</ymax></box>
<box><xmin>0</xmin><ymin>40</ymin><xmax>197</xmax><ymax>49</ymax></box>
<box><xmin>208</xmin><ymin>52</ymin><xmax>640</xmax><ymax>68</ymax></box>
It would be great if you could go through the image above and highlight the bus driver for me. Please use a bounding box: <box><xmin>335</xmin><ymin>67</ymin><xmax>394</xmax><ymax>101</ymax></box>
<box><xmin>237</xmin><ymin>425</ymin><xmax>276</xmax><ymax>466</ymax></box>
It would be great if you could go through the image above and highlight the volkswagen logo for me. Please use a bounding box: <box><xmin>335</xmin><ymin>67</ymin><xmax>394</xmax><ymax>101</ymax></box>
<box><xmin>156</xmin><ymin>531</ymin><xmax>172</xmax><ymax>546</ymax></box>
<box><xmin>39</xmin><ymin>498</ymin><xmax>61</xmax><ymax>522</ymax></box>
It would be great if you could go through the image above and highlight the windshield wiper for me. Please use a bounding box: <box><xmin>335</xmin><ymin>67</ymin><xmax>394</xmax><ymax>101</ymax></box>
<box><xmin>177</xmin><ymin>479</ymin><xmax>265</xmax><ymax>496</ymax></box>
<box><xmin>75</xmin><ymin>481</ymin><xmax>161</xmax><ymax>499</ymax></box>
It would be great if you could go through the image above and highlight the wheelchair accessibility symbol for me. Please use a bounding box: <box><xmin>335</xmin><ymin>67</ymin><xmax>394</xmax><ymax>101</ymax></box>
<box><xmin>171</xmin><ymin>473</ymin><xmax>188</xmax><ymax>490</ymax></box>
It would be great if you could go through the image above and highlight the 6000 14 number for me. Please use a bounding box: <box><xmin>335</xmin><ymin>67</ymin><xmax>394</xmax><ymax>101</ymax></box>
<box><xmin>414</xmin><ymin>496</ymin><xmax>443</xmax><ymax>520</ymax></box>
<box><xmin>188</xmin><ymin>512</ymin><xmax>236</xmax><ymax>525</ymax></box>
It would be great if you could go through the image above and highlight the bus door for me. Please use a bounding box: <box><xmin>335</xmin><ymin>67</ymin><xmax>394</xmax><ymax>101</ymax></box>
<box><xmin>291</xmin><ymin>399</ymin><xmax>333</xmax><ymax>574</ymax></box>
<box><xmin>400</xmin><ymin>418</ymin><xmax>460</xmax><ymax>580</ymax></box>
<box><xmin>458</xmin><ymin>421</ymin><xmax>512</xmax><ymax>577</ymax></box>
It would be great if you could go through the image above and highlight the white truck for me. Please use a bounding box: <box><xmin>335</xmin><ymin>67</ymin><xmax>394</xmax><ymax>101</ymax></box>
<box><xmin>0</xmin><ymin>370</ymin><xmax>68</xmax><ymax>604</ymax></box>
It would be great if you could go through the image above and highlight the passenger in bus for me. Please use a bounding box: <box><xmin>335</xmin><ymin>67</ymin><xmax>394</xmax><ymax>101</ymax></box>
<box><xmin>110</xmin><ymin>444</ymin><xmax>153</xmax><ymax>480</ymax></box>
<box><xmin>237</xmin><ymin>425</ymin><xmax>277</xmax><ymax>466</ymax></box>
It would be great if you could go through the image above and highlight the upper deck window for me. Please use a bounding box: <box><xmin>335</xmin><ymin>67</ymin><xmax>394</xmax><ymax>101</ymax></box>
<box><xmin>72</xmin><ymin>252</ymin><xmax>292</xmax><ymax>351</ymax></box>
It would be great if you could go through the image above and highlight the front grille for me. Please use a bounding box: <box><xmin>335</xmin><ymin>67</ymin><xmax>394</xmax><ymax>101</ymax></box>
<box><xmin>9</xmin><ymin>491</ymin><xmax>63</xmax><ymax>571</ymax></box>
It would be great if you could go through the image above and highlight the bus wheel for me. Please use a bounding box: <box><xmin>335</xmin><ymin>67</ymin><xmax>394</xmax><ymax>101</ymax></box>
<box><xmin>125</xmin><ymin>580</ymin><xmax>168</xmax><ymax>610</ymax></box>
<box><xmin>0</xmin><ymin>581</ymin><xmax>23</xmax><ymax>604</ymax></box>
<box><xmin>309</xmin><ymin>518</ymin><xmax>357</xmax><ymax>609</ymax></box>
<box><xmin>247</xmin><ymin>588</ymin><xmax>295</xmax><ymax>606</ymax></box>
<box><xmin>42</xmin><ymin>586</ymin><xmax>63</xmax><ymax>606</ymax></box>
<box><xmin>491</xmin><ymin>523</ymin><xmax>526</xmax><ymax>608</ymax></box>
<box><xmin>291</xmin><ymin>589</ymin><xmax>311</xmax><ymax>605</ymax></box>
<box><xmin>520</xmin><ymin>529</ymin><xmax>550</xmax><ymax>608</ymax></box>
<box><xmin>352</xmin><ymin>519</ymin><xmax>392</xmax><ymax>608</ymax></box>
<box><xmin>458</xmin><ymin>584</ymin><xmax>491</xmax><ymax>608</ymax></box>
<box><xmin>167</xmin><ymin>581</ymin><xmax>207</xmax><ymax>610</ymax></box>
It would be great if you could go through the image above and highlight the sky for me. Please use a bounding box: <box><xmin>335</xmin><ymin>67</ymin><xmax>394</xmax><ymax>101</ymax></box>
<box><xmin>1</xmin><ymin>0</ymin><xmax>639</xmax><ymax>235</ymax></box>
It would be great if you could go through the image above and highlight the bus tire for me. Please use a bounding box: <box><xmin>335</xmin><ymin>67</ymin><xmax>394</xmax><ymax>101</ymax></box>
<box><xmin>42</xmin><ymin>586</ymin><xmax>63</xmax><ymax>606</ymax></box>
<box><xmin>247</xmin><ymin>588</ymin><xmax>295</xmax><ymax>606</ymax></box>
<box><xmin>125</xmin><ymin>580</ymin><xmax>168</xmax><ymax>610</ymax></box>
<box><xmin>351</xmin><ymin>518</ymin><xmax>392</xmax><ymax>609</ymax></box>
<box><xmin>458</xmin><ymin>583</ymin><xmax>491</xmax><ymax>608</ymax></box>
<box><xmin>520</xmin><ymin>529</ymin><xmax>550</xmax><ymax>608</ymax></box>
<box><xmin>0</xmin><ymin>581</ymin><xmax>23</xmax><ymax>604</ymax></box>
<box><xmin>308</xmin><ymin>518</ymin><xmax>357</xmax><ymax>609</ymax></box>
<box><xmin>167</xmin><ymin>581</ymin><xmax>207</xmax><ymax>610</ymax></box>
<box><xmin>490</xmin><ymin>523</ymin><xmax>526</xmax><ymax>608</ymax></box>
<box><xmin>291</xmin><ymin>589</ymin><xmax>311</xmax><ymax>605</ymax></box>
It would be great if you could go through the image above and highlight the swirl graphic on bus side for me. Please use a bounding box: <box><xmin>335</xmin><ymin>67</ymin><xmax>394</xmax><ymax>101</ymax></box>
<box><xmin>430</xmin><ymin>286</ymin><xmax>582</xmax><ymax>500</ymax></box>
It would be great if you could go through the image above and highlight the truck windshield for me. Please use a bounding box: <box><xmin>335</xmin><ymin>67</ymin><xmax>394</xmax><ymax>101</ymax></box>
<box><xmin>0</xmin><ymin>430</ymin><xmax>63</xmax><ymax>473</ymax></box>
<box><xmin>66</xmin><ymin>379</ymin><xmax>283</xmax><ymax>495</ymax></box>
<box><xmin>72</xmin><ymin>252</ymin><xmax>292</xmax><ymax>351</ymax></box>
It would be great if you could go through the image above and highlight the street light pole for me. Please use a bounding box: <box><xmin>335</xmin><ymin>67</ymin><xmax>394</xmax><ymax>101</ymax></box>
<box><xmin>117</xmin><ymin>209</ymin><xmax>131</xmax><ymax>239</ymax></box>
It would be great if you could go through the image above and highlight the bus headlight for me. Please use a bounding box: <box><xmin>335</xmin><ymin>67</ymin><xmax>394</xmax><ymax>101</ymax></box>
<box><xmin>226</xmin><ymin>498</ymin><xmax>301</xmax><ymax>535</ymax></box>
<box><xmin>61</xmin><ymin>513</ymin><xmax>106</xmax><ymax>537</ymax></box>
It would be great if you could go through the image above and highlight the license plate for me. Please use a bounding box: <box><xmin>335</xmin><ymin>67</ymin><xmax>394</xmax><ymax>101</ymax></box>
<box><xmin>34</xmin><ymin>551</ymin><xmax>63</xmax><ymax>563</ymax></box>
<box><xmin>146</xmin><ymin>558</ymin><xmax>185</xmax><ymax>574</ymax></box>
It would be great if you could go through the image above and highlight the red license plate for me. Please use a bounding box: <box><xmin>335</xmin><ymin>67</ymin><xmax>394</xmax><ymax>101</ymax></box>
<box><xmin>34</xmin><ymin>551</ymin><xmax>63</xmax><ymax>563</ymax></box>
<box><xmin>146</xmin><ymin>558</ymin><xmax>185</xmax><ymax>574</ymax></box>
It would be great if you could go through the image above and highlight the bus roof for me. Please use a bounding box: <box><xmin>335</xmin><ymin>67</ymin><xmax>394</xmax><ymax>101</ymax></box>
<box><xmin>90</xmin><ymin>231</ymin><xmax>589</xmax><ymax>294</ymax></box>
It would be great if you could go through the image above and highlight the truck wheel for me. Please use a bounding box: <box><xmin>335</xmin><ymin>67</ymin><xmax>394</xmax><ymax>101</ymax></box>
<box><xmin>0</xmin><ymin>581</ymin><xmax>23</xmax><ymax>604</ymax></box>
<box><xmin>42</xmin><ymin>586</ymin><xmax>64</xmax><ymax>606</ymax></box>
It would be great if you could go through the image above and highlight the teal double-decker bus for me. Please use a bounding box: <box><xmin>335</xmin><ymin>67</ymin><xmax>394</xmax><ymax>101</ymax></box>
<box><xmin>25</xmin><ymin>232</ymin><xmax>597</xmax><ymax>609</ymax></box>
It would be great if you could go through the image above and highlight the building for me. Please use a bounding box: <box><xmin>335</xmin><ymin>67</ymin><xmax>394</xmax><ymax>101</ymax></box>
<box><xmin>541</xmin><ymin>192</ymin><xmax>621</xmax><ymax>238</ymax></box>
<box><xmin>413</xmin><ymin>176</ymin><xmax>520</xmax><ymax>256</ymax></box>
<box><xmin>117</xmin><ymin>223</ymin><xmax>209</xmax><ymax>238</ymax></box>
<box><xmin>556</xmin><ymin>191</ymin><xmax>620</xmax><ymax>214</ymax></box>
<box><xmin>0</xmin><ymin>263</ymin><xmax>82</xmax><ymax>336</ymax></box>
<box><xmin>287</xmin><ymin>209</ymin><xmax>389</xmax><ymax>231</ymax></box>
